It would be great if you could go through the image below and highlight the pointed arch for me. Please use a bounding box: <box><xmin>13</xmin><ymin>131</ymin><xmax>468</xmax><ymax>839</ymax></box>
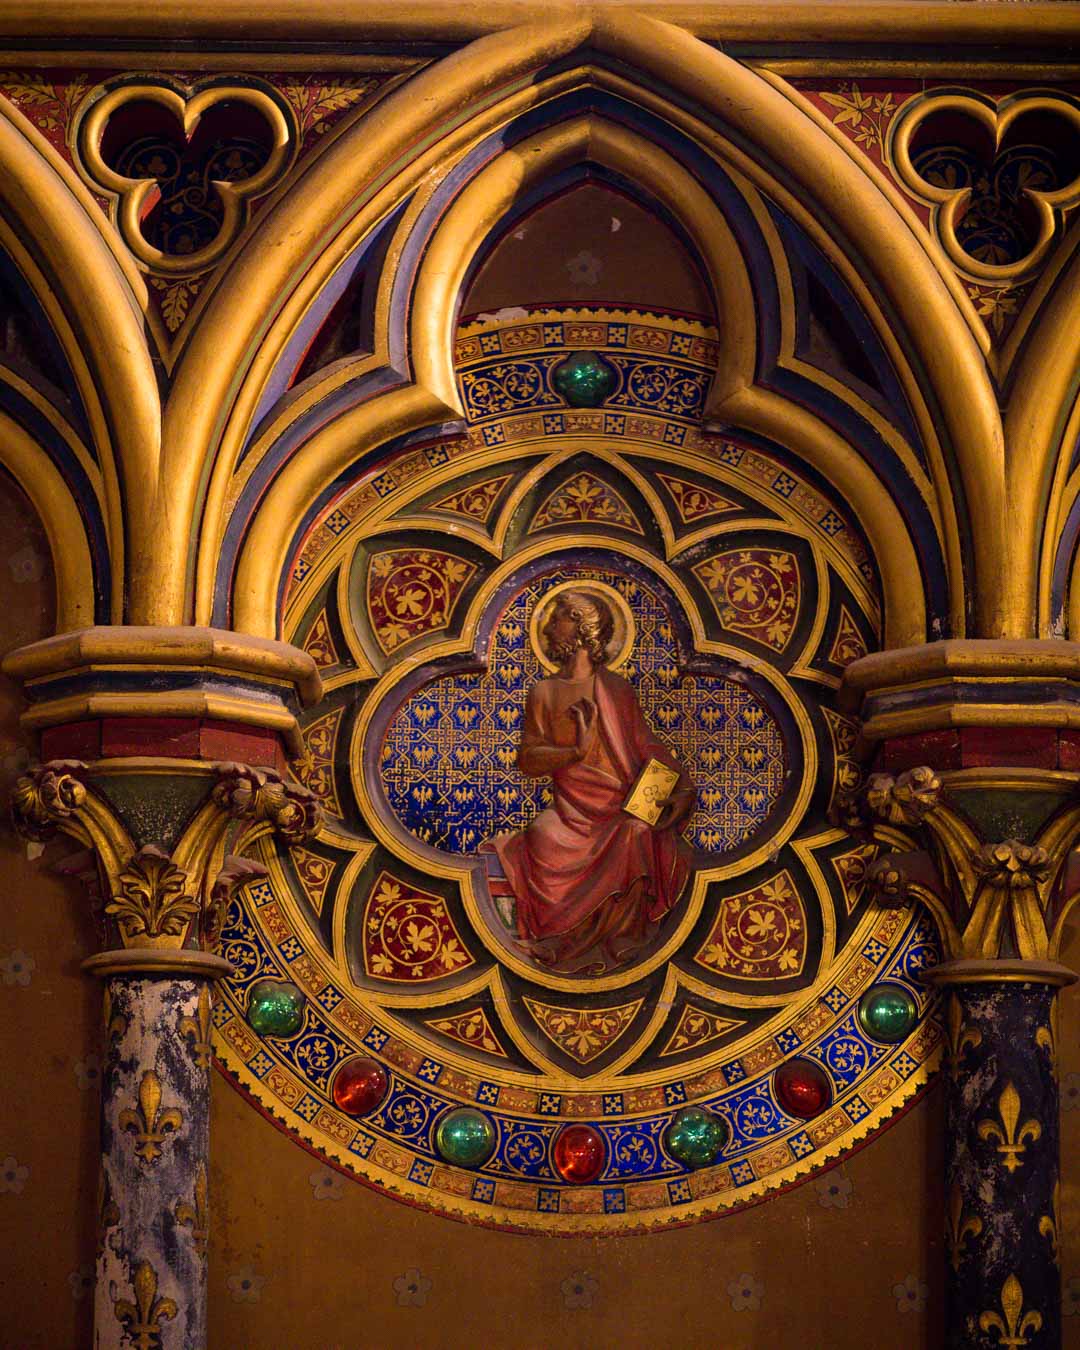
<box><xmin>0</xmin><ymin>95</ymin><xmax>160</xmax><ymax>624</ymax></box>
<box><xmin>231</xmin><ymin>110</ymin><xmax>929</xmax><ymax>647</ymax></box>
<box><xmin>0</xmin><ymin>409</ymin><xmax>95</xmax><ymax>630</ymax></box>
<box><xmin>1009</xmin><ymin>246</ymin><xmax>1080</xmax><ymax>636</ymax></box>
<box><xmin>179</xmin><ymin>11</ymin><xmax>1002</xmax><ymax>644</ymax></box>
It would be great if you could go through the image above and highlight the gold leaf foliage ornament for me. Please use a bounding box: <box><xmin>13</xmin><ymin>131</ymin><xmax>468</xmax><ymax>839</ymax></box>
<box><xmin>118</xmin><ymin>1070</ymin><xmax>183</xmax><ymax>1164</ymax></box>
<box><xmin>972</xmin><ymin>840</ymin><xmax>1052</xmax><ymax>892</ymax></box>
<box><xmin>819</xmin><ymin>84</ymin><xmax>898</xmax><ymax>153</ymax></box>
<box><xmin>211</xmin><ymin>762</ymin><xmax>320</xmax><ymax>846</ymax></box>
<box><xmin>864</xmin><ymin>855</ymin><xmax>910</xmax><ymax>910</ymax></box>
<box><xmin>978</xmin><ymin>1273</ymin><xmax>1042</xmax><ymax>1348</ymax></box>
<box><xmin>106</xmin><ymin>847</ymin><xmax>199</xmax><ymax>946</ymax></box>
<box><xmin>968</xmin><ymin>840</ymin><xmax>1052</xmax><ymax>961</ymax></box>
<box><xmin>11</xmin><ymin>760</ymin><xmax>87</xmax><ymax>840</ymax></box>
<box><xmin>976</xmin><ymin>1080</ymin><xmax>1041</xmax><ymax>1174</ymax></box>
<box><xmin>864</xmin><ymin>766</ymin><xmax>941</xmax><ymax>827</ymax></box>
<box><xmin>522</xmin><ymin>998</ymin><xmax>641</xmax><ymax>1065</ymax></box>
<box><xmin>113</xmin><ymin>1259</ymin><xmax>178</xmax><ymax>1350</ymax></box>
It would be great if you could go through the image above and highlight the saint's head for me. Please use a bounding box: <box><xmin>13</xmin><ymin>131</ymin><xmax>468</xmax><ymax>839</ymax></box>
<box><xmin>543</xmin><ymin>590</ymin><xmax>615</xmax><ymax>668</ymax></box>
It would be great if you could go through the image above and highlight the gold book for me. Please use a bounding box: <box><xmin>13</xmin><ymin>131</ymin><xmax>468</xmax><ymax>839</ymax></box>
<box><xmin>623</xmin><ymin>757</ymin><xmax>680</xmax><ymax>825</ymax></box>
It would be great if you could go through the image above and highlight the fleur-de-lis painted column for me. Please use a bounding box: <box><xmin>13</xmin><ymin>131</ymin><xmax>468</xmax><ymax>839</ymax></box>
<box><xmin>4</xmin><ymin>627</ymin><xmax>322</xmax><ymax>1350</ymax></box>
<box><xmin>860</xmin><ymin>809</ymin><xmax>1076</xmax><ymax>1348</ymax></box>
<box><xmin>99</xmin><ymin>969</ymin><xmax>220</xmax><ymax>1349</ymax></box>
<box><xmin>841</xmin><ymin>641</ymin><xmax>1080</xmax><ymax>1350</ymax></box>
<box><xmin>930</xmin><ymin>968</ymin><xmax>1065</xmax><ymax>1348</ymax></box>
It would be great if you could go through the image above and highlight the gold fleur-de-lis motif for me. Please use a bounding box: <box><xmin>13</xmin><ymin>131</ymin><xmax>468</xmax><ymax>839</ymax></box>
<box><xmin>977</xmin><ymin>1081</ymin><xmax>1041</xmax><ymax>1173</ymax></box>
<box><xmin>96</xmin><ymin>1169</ymin><xmax>120</xmax><ymax>1259</ymax></box>
<box><xmin>113</xmin><ymin>1259</ymin><xmax>178</xmax><ymax>1350</ymax></box>
<box><xmin>978</xmin><ymin>1273</ymin><xmax>1042</xmax><ymax>1348</ymax></box>
<box><xmin>1039</xmin><ymin>1179</ymin><xmax>1060</xmax><ymax>1262</ymax></box>
<box><xmin>945</xmin><ymin>994</ymin><xmax>982</xmax><ymax>1070</ymax></box>
<box><xmin>118</xmin><ymin>1071</ymin><xmax>183</xmax><ymax>1163</ymax></box>
<box><xmin>179</xmin><ymin>985</ymin><xmax>213</xmax><ymax>1069</ymax></box>
<box><xmin>1035</xmin><ymin>1023</ymin><xmax>1055</xmax><ymax>1061</ymax></box>
<box><xmin>103</xmin><ymin>985</ymin><xmax>127</xmax><ymax>1042</ymax></box>
<box><xmin>175</xmin><ymin>1162</ymin><xmax>209</xmax><ymax>1258</ymax></box>
<box><xmin>946</xmin><ymin>1183</ymin><xmax>982</xmax><ymax>1272</ymax></box>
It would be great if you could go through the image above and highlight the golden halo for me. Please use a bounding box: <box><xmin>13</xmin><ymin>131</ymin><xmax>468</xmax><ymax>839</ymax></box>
<box><xmin>529</xmin><ymin>580</ymin><xmax>636</xmax><ymax>672</ymax></box>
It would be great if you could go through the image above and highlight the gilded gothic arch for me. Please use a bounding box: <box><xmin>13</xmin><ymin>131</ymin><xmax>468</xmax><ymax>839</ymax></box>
<box><xmin>4</xmin><ymin>5</ymin><xmax>1080</xmax><ymax>1347</ymax></box>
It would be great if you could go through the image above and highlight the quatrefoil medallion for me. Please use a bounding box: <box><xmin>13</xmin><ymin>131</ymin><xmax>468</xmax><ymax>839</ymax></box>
<box><xmin>889</xmin><ymin>90</ymin><xmax>1080</xmax><ymax>282</ymax></box>
<box><xmin>76</xmin><ymin>78</ymin><xmax>297</xmax><ymax>275</ymax></box>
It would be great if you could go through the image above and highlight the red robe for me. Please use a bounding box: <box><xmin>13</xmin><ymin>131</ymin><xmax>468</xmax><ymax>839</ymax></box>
<box><xmin>494</xmin><ymin>666</ymin><xmax>691</xmax><ymax>974</ymax></box>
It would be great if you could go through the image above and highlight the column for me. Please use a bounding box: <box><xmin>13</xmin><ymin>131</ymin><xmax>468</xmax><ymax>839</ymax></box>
<box><xmin>929</xmin><ymin>965</ymin><xmax>1066</xmax><ymax>1349</ymax></box>
<box><xmin>3</xmin><ymin>617</ymin><xmax>323</xmax><ymax>1348</ymax></box>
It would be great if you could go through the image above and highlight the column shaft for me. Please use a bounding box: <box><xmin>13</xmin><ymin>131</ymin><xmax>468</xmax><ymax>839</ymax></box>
<box><xmin>96</xmin><ymin>976</ymin><xmax>212</xmax><ymax>1349</ymax></box>
<box><xmin>944</xmin><ymin>981</ymin><xmax>1060</xmax><ymax>1349</ymax></box>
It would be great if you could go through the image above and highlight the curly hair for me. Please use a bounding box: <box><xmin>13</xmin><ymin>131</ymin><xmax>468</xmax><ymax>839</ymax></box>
<box><xmin>557</xmin><ymin>591</ymin><xmax>615</xmax><ymax>664</ymax></box>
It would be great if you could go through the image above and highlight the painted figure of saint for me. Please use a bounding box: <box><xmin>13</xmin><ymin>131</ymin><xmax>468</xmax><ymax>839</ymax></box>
<box><xmin>491</xmin><ymin>584</ymin><xmax>695</xmax><ymax>975</ymax></box>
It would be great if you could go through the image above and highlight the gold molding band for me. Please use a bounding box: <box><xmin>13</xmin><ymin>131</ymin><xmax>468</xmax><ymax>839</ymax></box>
<box><xmin>843</xmin><ymin>641</ymin><xmax>1080</xmax><ymax>739</ymax></box>
<box><xmin>938</xmin><ymin>768</ymin><xmax>1080</xmax><ymax>793</ymax></box>
<box><xmin>923</xmin><ymin>958</ymin><xmax>1078</xmax><ymax>989</ymax></box>
<box><xmin>2</xmin><ymin>626</ymin><xmax>322</xmax><ymax>703</ymax></box>
<box><xmin>0</xmin><ymin>1</ymin><xmax>1074</xmax><ymax>44</ymax></box>
<box><xmin>82</xmin><ymin>948</ymin><xmax>233</xmax><ymax>980</ymax></box>
<box><xmin>860</xmin><ymin>702</ymin><xmax>1080</xmax><ymax>744</ymax></box>
<box><xmin>845</xmin><ymin>640</ymin><xmax>1080</xmax><ymax>695</ymax></box>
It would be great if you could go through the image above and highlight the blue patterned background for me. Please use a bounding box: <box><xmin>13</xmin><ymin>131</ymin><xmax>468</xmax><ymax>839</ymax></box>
<box><xmin>380</xmin><ymin>567</ymin><xmax>787</xmax><ymax>855</ymax></box>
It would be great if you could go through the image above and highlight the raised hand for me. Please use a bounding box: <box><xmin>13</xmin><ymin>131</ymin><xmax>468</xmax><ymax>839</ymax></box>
<box><xmin>568</xmin><ymin>697</ymin><xmax>598</xmax><ymax>758</ymax></box>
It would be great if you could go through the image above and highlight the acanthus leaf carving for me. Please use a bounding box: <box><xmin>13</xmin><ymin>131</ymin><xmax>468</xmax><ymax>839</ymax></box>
<box><xmin>11</xmin><ymin>760</ymin><xmax>87</xmax><ymax>839</ymax></box>
<box><xmin>212</xmin><ymin>762</ymin><xmax>321</xmax><ymax>846</ymax></box>
<box><xmin>865</xmin><ymin>766</ymin><xmax>941</xmax><ymax>827</ymax></box>
<box><xmin>106</xmin><ymin>846</ymin><xmax>199</xmax><ymax>946</ymax></box>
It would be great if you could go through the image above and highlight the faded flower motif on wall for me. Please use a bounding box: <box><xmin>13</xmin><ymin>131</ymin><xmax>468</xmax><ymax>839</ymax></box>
<box><xmin>68</xmin><ymin>1264</ymin><xmax>94</xmax><ymax>1300</ymax></box>
<box><xmin>74</xmin><ymin>1054</ymin><xmax>102</xmax><ymax>1093</ymax></box>
<box><xmin>564</xmin><ymin>250</ymin><xmax>603</xmax><ymax>285</ymax></box>
<box><xmin>393</xmin><ymin>1268</ymin><xmax>432</xmax><ymax>1307</ymax></box>
<box><xmin>814</xmin><ymin>1167</ymin><xmax>854</xmax><ymax>1209</ymax></box>
<box><xmin>1061</xmin><ymin>1071</ymin><xmax>1080</xmax><ymax>1112</ymax></box>
<box><xmin>0</xmin><ymin>1156</ymin><xmax>29</xmax><ymax>1194</ymax></box>
<box><xmin>893</xmin><ymin>1274</ymin><xmax>928</xmax><ymax>1313</ymax></box>
<box><xmin>309</xmin><ymin>1166</ymin><xmax>346</xmax><ymax>1201</ymax></box>
<box><xmin>561</xmin><ymin>1271</ymin><xmax>599</xmax><ymax>1310</ymax></box>
<box><xmin>0</xmin><ymin>950</ymin><xmax>35</xmax><ymax>986</ymax></box>
<box><xmin>227</xmin><ymin>1267</ymin><xmax>267</xmax><ymax>1303</ymax></box>
<box><xmin>727</xmin><ymin>1273</ymin><xmax>764</xmax><ymax>1312</ymax></box>
<box><xmin>6</xmin><ymin>544</ymin><xmax>44</xmax><ymax>584</ymax></box>
<box><xmin>1064</xmin><ymin>1277</ymin><xmax>1080</xmax><ymax>1318</ymax></box>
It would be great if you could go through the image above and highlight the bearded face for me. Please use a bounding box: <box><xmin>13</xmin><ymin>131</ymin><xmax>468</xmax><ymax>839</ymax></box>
<box><xmin>542</xmin><ymin>594</ymin><xmax>613</xmax><ymax>666</ymax></box>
